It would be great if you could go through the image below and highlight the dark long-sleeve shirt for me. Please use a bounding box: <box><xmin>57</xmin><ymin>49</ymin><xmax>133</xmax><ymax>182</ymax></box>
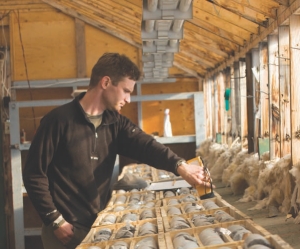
<box><xmin>23</xmin><ymin>93</ymin><xmax>183</xmax><ymax>228</ymax></box>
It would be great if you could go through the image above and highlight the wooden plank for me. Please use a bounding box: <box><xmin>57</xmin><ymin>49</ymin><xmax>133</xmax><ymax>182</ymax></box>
<box><xmin>246</xmin><ymin>52</ymin><xmax>255</xmax><ymax>153</ymax></box>
<box><xmin>84</xmin><ymin>25</ymin><xmax>139</xmax><ymax>77</ymax></box>
<box><xmin>234</xmin><ymin>61</ymin><xmax>241</xmax><ymax>138</ymax></box>
<box><xmin>271</xmin><ymin>0</ymin><xmax>289</xmax><ymax>6</ymax></box>
<box><xmin>10</xmin><ymin>10</ymin><xmax>77</xmax><ymax>81</ymax></box>
<box><xmin>193</xmin><ymin>7</ymin><xmax>252</xmax><ymax>39</ymax></box>
<box><xmin>111</xmin><ymin>0</ymin><xmax>142</xmax><ymax>10</ymax></box>
<box><xmin>290</xmin><ymin>15</ymin><xmax>300</xmax><ymax>165</ymax></box>
<box><xmin>239</xmin><ymin>60</ymin><xmax>248</xmax><ymax>143</ymax></box>
<box><xmin>212</xmin><ymin>0</ymin><xmax>279</xmax><ymax>19</ymax></box>
<box><xmin>189</xmin><ymin>19</ymin><xmax>244</xmax><ymax>46</ymax></box>
<box><xmin>184</xmin><ymin>22</ymin><xmax>239</xmax><ymax>51</ymax></box>
<box><xmin>73</xmin><ymin>0</ymin><xmax>141</xmax><ymax>31</ymax></box>
<box><xmin>173</xmin><ymin>61</ymin><xmax>203</xmax><ymax>79</ymax></box>
<box><xmin>81</xmin><ymin>0</ymin><xmax>142</xmax><ymax>20</ymax></box>
<box><xmin>218</xmin><ymin>72</ymin><xmax>226</xmax><ymax>144</ymax></box>
<box><xmin>278</xmin><ymin>25</ymin><xmax>291</xmax><ymax>157</ymax></box>
<box><xmin>75</xmin><ymin>18</ymin><xmax>87</xmax><ymax>78</ymax></box>
<box><xmin>204</xmin><ymin>78</ymin><xmax>212</xmax><ymax>139</ymax></box>
<box><xmin>41</xmin><ymin>0</ymin><xmax>142</xmax><ymax>48</ymax></box>
<box><xmin>194</xmin><ymin>0</ymin><xmax>259</xmax><ymax>34</ymax></box>
<box><xmin>230</xmin><ymin>65</ymin><xmax>237</xmax><ymax>139</ymax></box>
<box><xmin>0</xmin><ymin>1</ymin><xmax>51</xmax><ymax>10</ymax></box>
<box><xmin>268</xmin><ymin>34</ymin><xmax>280</xmax><ymax>159</ymax></box>
<box><xmin>179</xmin><ymin>50</ymin><xmax>215</xmax><ymax>69</ymax></box>
<box><xmin>259</xmin><ymin>42</ymin><xmax>270</xmax><ymax>138</ymax></box>
<box><xmin>174</xmin><ymin>54</ymin><xmax>206</xmax><ymax>74</ymax></box>
<box><xmin>224</xmin><ymin>67</ymin><xmax>232</xmax><ymax>145</ymax></box>
<box><xmin>211</xmin><ymin>76</ymin><xmax>216</xmax><ymax>139</ymax></box>
<box><xmin>184</xmin><ymin>31</ymin><xmax>231</xmax><ymax>57</ymax></box>
<box><xmin>206</xmin><ymin>0</ymin><xmax>300</xmax><ymax>78</ymax></box>
<box><xmin>180</xmin><ymin>40</ymin><xmax>225</xmax><ymax>62</ymax></box>
<box><xmin>251</xmin><ymin>48</ymin><xmax>260</xmax><ymax>153</ymax></box>
<box><xmin>200</xmin><ymin>0</ymin><xmax>267</xmax><ymax>25</ymax></box>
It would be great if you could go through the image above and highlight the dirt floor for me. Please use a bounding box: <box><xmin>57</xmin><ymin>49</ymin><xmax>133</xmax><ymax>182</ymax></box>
<box><xmin>214</xmin><ymin>182</ymin><xmax>300</xmax><ymax>249</ymax></box>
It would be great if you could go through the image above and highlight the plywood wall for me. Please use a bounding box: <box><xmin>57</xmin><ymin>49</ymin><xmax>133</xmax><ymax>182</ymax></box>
<box><xmin>8</xmin><ymin>9</ymin><xmax>197</xmax><ymax>140</ymax></box>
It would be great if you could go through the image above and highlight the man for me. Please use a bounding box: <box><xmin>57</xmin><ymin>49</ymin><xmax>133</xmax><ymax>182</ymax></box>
<box><xmin>23</xmin><ymin>53</ymin><xmax>211</xmax><ymax>249</ymax></box>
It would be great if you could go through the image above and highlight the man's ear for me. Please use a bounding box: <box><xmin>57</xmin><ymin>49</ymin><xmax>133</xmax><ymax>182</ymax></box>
<box><xmin>100</xmin><ymin>76</ymin><xmax>110</xmax><ymax>89</ymax></box>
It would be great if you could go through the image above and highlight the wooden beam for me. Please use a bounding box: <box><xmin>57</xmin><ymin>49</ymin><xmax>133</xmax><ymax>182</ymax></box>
<box><xmin>234</xmin><ymin>61</ymin><xmax>241</xmax><ymax>137</ymax></box>
<box><xmin>290</xmin><ymin>14</ymin><xmax>300</xmax><ymax>165</ymax></box>
<box><xmin>0</xmin><ymin>1</ymin><xmax>51</xmax><ymax>10</ymax></box>
<box><xmin>180</xmin><ymin>40</ymin><xmax>225</xmax><ymax>62</ymax></box>
<box><xmin>173</xmin><ymin>61</ymin><xmax>202</xmax><ymax>79</ymax></box>
<box><xmin>278</xmin><ymin>25</ymin><xmax>291</xmax><ymax>157</ymax></box>
<box><xmin>272</xmin><ymin>0</ymin><xmax>289</xmax><ymax>6</ymax></box>
<box><xmin>189</xmin><ymin>19</ymin><xmax>244</xmax><ymax>46</ymax></box>
<box><xmin>213</xmin><ymin>76</ymin><xmax>218</xmax><ymax>138</ymax></box>
<box><xmin>193</xmin><ymin>7</ymin><xmax>252</xmax><ymax>39</ymax></box>
<box><xmin>229</xmin><ymin>65</ymin><xmax>237</xmax><ymax>140</ymax></box>
<box><xmin>179</xmin><ymin>50</ymin><xmax>215</xmax><ymax>69</ymax></box>
<box><xmin>194</xmin><ymin>0</ymin><xmax>259</xmax><ymax>34</ymax></box>
<box><xmin>216</xmin><ymin>72</ymin><xmax>225</xmax><ymax>143</ymax></box>
<box><xmin>185</xmin><ymin>22</ymin><xmax>239</xmax><ymax>51</ymax></box>
<box><xmin>223</xmin><ymin>68</ymin><xmax>231</xmax><ymax>145</ymax></box>
<box><xmin>251</xmin><ymin>48</ymin><xmax>260</xmax><ymax>152</ymax></box>
<box><xmin>201</xmin><ymin>0</ymin><xmax>268</xmax><ymax>26</ymax></box>
<box><xmin>206</xmin><ymin>0</ymin><xmax>300</xmax><ymax>78</ymax></box>
<box><xmin>184</xmin><ymin>31</ymin><xmax>232</xmax><ymax>56</ymax></box>
<box><xmin>204</xmin><ymin>78</ymin><xmax>213</xmax><ymax>138</ymax></box>
<box><xmin>259</xmin><ymin>42</ymin><xmax>270</xmax><ymax>138</ymax></box>
<box><xmin>212</xmin><ymin>0</ymin><xmax>279</xmax><ymax>19</ymax></box>
<box><xmin>246</xmin><ymin>52</ymin><xmax>255</xmax><ymax>153</ymax></box>
<box><xmin>268</xmin><ymin>34</ymin><xmax>280</xmax><ymax>159</ymax></box>
<box><xmin>239</xmin><ymin>60</ymin><xmax>248</xmax><ymax>143</ymax></box>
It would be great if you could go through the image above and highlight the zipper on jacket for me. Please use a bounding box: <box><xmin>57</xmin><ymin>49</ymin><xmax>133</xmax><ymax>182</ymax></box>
<box><xmin>91</xmin><ymin>131</ymin><xmax>98</xmax><ymax>161</ymax></box>
<box><xmin>91</xmin><ymin>131</ymin><xmax>97</xmax><ymax>153</ymax></box>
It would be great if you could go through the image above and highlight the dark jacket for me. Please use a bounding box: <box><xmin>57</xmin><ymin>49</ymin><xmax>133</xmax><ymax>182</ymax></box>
<box><xmin>23</xmin><ymin>93</ymin><xmax>183</xmax><ymax>228</ymax></box>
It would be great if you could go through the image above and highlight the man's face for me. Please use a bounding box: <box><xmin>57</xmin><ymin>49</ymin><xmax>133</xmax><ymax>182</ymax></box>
<box><xmin>103</xmin><ymin>77</ymin><xmax>135</xmax><ymax>112</ymax></box>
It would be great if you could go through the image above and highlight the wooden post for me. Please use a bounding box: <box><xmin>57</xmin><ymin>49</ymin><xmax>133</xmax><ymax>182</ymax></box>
<box><xmin>239</xmin><ymin>59</ymin><xmax>248</xmax><ymax>145</ymax></box>
<box><xmin>251</xmin><ymin>48</ymin><xmax>260</xmax><ymax>152</ymax></box>
<box><xmin>224</xmin><ymin>67</ymin><xmax>232</xmax><ymax>145</ymax></box>
<box><xmin>213</xmin><ymin>75</ymin><xmax>218</xmax><ymax>140</ymax></box>
<box><xmin>230</xmin><ymin>65</ymin><xmax>237</xmax><ymax>141</ymax></box>
<box><xmin>217</xmin><ymin>72</ymin><xmax>225</xmax><ymax>144</ymax></box>
<box><xmin>290</xmin><ymin>15</ymin><xmax>300</xmax><ymax>165</ymax></box>
<box><xmin>278</xmin><ymin>25</ymin><xmax>291</xmax><ymax>157</ymax></box>
<box><xmin>259</xmin><ymin>42</ymin><xmax>270</xmax><ymax>139</ymax></box>
<box><xmin>204</xmin><ymin>78</ymin><xmax>212</xmax><ymax>139</ymax></box>
<box><xmin>234</xmin><ymin>61</ymin><xmax>241</xmax><ymax>138</ymax></box>
<box><xmin>246</xmin><ymin>52</ymin><xmax>255</xmax><ymax>153</ymax></box>
<box><xmin>0</xmin><ymin>40</ymin><xmax>8</xmax><ymax>249</ymax></box>
<box><xmin>268</xmin><ymin>34</ymin><xmax>280</xmax><ymax>159</ymax></box>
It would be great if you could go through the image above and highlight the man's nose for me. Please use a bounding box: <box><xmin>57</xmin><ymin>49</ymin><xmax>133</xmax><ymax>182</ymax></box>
<box><xmin>125</xmin><ymin>94</ymin><xmax>131</xmax><ymax>103</ymax></box>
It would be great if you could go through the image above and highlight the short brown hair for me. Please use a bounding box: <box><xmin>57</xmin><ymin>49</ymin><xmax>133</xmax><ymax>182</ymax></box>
<box><xmin>89</xmin><ymin>53</ymin><xmax>141</xmax><ymax>88</ymax></box>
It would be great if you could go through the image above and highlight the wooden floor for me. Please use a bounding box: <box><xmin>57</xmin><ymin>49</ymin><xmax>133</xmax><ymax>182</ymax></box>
<box><xmin>215</xmin><ymin>182</ymin><xmax>300</xmax><ymax>249</ymax></box>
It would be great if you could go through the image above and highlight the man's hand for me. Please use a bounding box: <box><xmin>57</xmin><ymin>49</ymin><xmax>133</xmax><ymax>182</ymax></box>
<box><xmin>53</xmin><ymin>221</ymin><xmax>74</xmax><ymax>245</ymax></box>
<box><xmin>177</xmin><ymin>162</ymin><xmax>214</xmax><ymax>188</ymax></box>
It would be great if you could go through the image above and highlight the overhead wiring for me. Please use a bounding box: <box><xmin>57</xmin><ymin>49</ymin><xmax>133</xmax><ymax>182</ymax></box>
<box><xmin>14</xmin><ymin>10</ymin><xmax>37</xmax><ymax>131</ymax></box>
